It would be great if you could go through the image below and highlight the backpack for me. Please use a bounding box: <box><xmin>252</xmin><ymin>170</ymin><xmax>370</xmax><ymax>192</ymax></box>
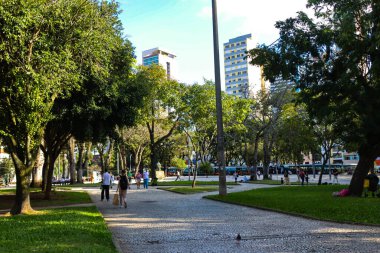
<box><xmin>119</xmin><ymin>175</ymin><xmax>129</xmax><ymax>190</ymax></box>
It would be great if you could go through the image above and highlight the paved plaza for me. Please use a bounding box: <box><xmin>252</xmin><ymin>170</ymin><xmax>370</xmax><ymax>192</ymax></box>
<box><xmin>87</xmin><ymin>181</ymin><xmax>380</xmax><ymax>253</ymax></box>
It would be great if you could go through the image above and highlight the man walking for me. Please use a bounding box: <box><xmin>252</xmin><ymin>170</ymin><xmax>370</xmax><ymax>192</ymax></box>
<box><xmin>101</xmin><ymin>169</ymin><xmax>111</xmax><ymax>201</ymax></box>
<box><xmin>175</xmin><ymin>170</ymin><xmax>181</xmax><ymax>181</ymax></box>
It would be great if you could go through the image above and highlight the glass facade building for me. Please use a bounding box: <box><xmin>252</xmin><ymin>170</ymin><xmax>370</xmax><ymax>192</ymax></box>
<box><xmin>142</xmin><ymin>47</ymin><xmax>177</xmax><ymax>80</ymax></box>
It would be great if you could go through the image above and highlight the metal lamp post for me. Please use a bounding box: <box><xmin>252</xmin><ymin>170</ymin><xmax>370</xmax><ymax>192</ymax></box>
<box><xmin>129</xmin><ymin>154</ymin><xmax>132</xmax><ymax>172</ymax></box>
<box><xmin>211</xmin><ymin>0</ymin><xmax>227</xmax><ymax>195</ymax></box>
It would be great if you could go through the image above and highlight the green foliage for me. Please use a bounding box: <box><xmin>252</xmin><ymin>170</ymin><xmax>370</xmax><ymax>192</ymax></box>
<box><xmin>180</xmin><ymin>80</ymin><xmax>251</xmax><ymax>165</ymax></box>
<box><xmin>0</xmin><ymin>158</ymin><xmax>14</xmax><ymax>176</ymax></box>
<box><xmin>198</xmin><ymin>162</ymin><xmax>213</xmax><ymax>175</ymax></box>
<box><xmin>276</xmin><ymin>102</ymin><xmax>317</xmax><ymax>163</ymax></box>
<box><xmin>0</xmin><ymin>190</ymin><xmax>92</xmax><ymax>210</ymax></box>
<box><xmin>0</xmin><ymin>206</ymin><xmax>117</xmax><ymax>253</ymax></box>
<box><xmin>207</xmin><ymin>185</ymin><xmax>380</xmax><ymax>225</ymax></box>
<box><xmin>248</xmin><ymin>0</ymin><xmax>380</xmax><ymax>153</ymax></box>
<box><xmin>171</xmin><ymin>157</ymin><xmax>186</xmax><ymax>169</ymax></box>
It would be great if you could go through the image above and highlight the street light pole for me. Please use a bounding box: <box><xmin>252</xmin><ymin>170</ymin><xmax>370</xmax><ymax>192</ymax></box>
<box><xmin>212</xmin><ymin>0</ymin><xmax>227</xmax><ymax>195</ymax></box>
<box><xmin>129</xmin><ymin>154</ymin><xmax>132</xmax><ymax>172</ymax></box>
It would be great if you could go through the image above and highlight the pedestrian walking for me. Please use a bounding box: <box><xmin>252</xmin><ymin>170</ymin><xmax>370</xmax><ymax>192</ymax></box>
<box><xmin>175</xmin><ymin>170</ymin><xmax>181</xmax><ymax>181</ymax></box>
<box><xmin>299</xmin><ymin>169</ymin><xmax>305</xmax><ymax>185</ymax></box>
<box><xmin>143</xmin><ymin>170</ymin><xmax>149</xmax><ymax>189</ymax></box>
<box><xmin>284</xmin><ymin>170</ymin><xmax>290</xmax><ymax>185</ymax></box>
<box><xmin>101</xmin><ymin>169</ymin><xmax>111</xmax><ymax>201</ymax></box>
<box><xmin>135</xmin><ymin>171</ymin><xmax>142</xmax><ymax>189</ymax></box>
<box><xmin>233</xmin><ymin>171</ymin><xmax>238</xmax><ymax>183</ymax></box>
<box><xmin>305</xmin><ymin>172</ymin><xmax>309</xmax><ymax>185</ymax></box>
<box><xmin>117</xmin><ymin>170</ymin><xmax>128</xmax><ymax>208</ymax></box>
<box><xmin>333</xmin><ymin>169</ymin><xmax>339</xmax><ymax>184</ymax></box>
<box><xmin>110</xmin><ymin>172</ymin><xmax>114</xmax><ymax>189</ymax></box>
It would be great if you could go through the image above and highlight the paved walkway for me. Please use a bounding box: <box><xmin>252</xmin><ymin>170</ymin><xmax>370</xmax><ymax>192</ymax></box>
<box><xmin>87</xmin><ymin>184</ymin><xmax>380</xmax><ymax>253</ymax></box>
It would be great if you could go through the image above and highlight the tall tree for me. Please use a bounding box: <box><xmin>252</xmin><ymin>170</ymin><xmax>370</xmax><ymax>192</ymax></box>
<box><xmin>117</xmin><ymin>125</ymin><xmax>150</xmax><ymax>175</ymax></box>
<box><xmin>134</xmin><ymin>64</ymin><xmax>184</xmax><ymax>185</ymax></box>
<box><xmin>248</xmin><ymin>0</ymin><xmax>380</xmax><ymax>196</ymax></box>
<box><xmin>0</xmin><ymin>0</ymin><xmax>131</xmax><ymax>214</ymax></box>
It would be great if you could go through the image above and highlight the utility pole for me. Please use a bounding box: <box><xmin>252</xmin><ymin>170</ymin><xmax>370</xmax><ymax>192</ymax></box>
<box><xmin>212</xmin><ymin>0</ymin><xmax>227</xmax><ymax>195</ymax></box>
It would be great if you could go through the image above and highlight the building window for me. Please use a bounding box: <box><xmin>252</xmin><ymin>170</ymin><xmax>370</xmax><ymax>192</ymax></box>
<box><xmin>166</xmin><ymin>62</ymin><xmax>171</xmax><ymax>79</ymax></box>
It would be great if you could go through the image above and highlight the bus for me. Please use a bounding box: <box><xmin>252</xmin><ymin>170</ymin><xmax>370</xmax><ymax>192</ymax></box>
<box><xmin>280</xmin><ymin>164</ymin><xmax>356</xmax><ymax>175</ymax></box>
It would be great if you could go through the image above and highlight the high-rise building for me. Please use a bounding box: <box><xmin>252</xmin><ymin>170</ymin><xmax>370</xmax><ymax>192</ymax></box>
<box><xmin>142</xmin><ymin>47</ymin><xmax>177</xmax><ymax>80</ymax></box>
<box><xmin>224</xmin><ymin>34</ymin><xmax>262</xmax><ymax>98</ymax></box>
<box><xmin>270</xmin><ymin>76</ymin><xmax>295</xmax><ymax>94</ymax></box>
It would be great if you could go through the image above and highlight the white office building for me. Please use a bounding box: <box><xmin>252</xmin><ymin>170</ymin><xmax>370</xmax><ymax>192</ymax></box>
<box><xmin>142</xmin><ymin>47</ymin><xmax>177</xmax><ymax>80</ymax></box>
<box><xmin>224</xmin><ymin>34</ymin><xmax>263</xmax><ymax>97</ymax></box>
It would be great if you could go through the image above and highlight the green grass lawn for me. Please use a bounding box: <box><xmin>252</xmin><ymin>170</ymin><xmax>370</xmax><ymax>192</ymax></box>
<box><xmin>156</xmin><ymin>180</ymin><xmax>238</xmax><ymax>186</ymax></box>
<box><xmin>206</xmin><ymin>185</ymin><xmax>380</xmax><ymax>225</ymax></box>
<box><xmin>249</xmin><ymin>179</ymin><xmax>317</xmax><ymax>185</ymax></box>
<box><xmin>55</xmin><ymin>182</ymin><xmax>102</xmax><ymax>188</ymax></box>
<box><xmin>159</xmin><ymin>186</ymin><xmax>219</xmax><ymax>194</ymax></box>
<box><xmin>0</xmin><ymin>189</ymin><xmax>92</xmax><ymax>210</ymax></box>
<box><xmin>0</xmin><ymin>206</ymin><xmax>117</xmax><ymax>253</ymax></box>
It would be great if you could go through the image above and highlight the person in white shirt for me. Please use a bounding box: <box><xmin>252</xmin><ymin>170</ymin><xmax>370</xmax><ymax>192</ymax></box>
<box><xmin>101</xmin><ymin>169</ymin><xmax>111</xmax><ymax>201</ymax></box>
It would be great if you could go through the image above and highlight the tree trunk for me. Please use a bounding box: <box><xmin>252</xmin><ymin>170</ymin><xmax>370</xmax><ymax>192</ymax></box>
<box><xmin>192</xmin><ymin>153</ymin><xmax>199</xmax><ymax>188</ymax></box>
<box><xmin>62</xmin><ymin>151</ymin><xmax>67</xmax><ymax>179</ymax></box>
<box><xmin>263</xmin><ymin>132</ymin><xmax>270</xmax><ymax>179</ymax></box>
<box><xmin>349</xmin><ymin>145</ymin><xmax>380</xmax><ymax>196</ymax></box>
<box><xmin>76</xmin><ymin>142</ymin><xmax>85</xmax><ymax>183</ymax></box>
<box><xmin>105</xmin><ymin>140</ymin><xmax>114</xmax><ymax>171</ymax></box>
<box><xmin>150</xmin><ymin>146</ymin><xmax>158</xmax><ymax>186</ymax></box>
<box><xmin>10</xmin><ymin>158</ymin><xmax>34</xmax><ymax>215</ymax></box>
<box><xmin>318</xmin><ymin>163</ymin><xmax>325</xmax><ymax>185</ymax></box>
<box><xmin>44</xmin><ymin>154</ymin><xmax>56</xmax><ymax>200</ymax></box>
<box><xmin>82</xmin><ymin>142</ymin><xmax>92</xmax><ymax>178</ymax></box>
<box><xmin>41</xmin><ymin>154</ymin><xmax>50</xmax><ymax>191</ymax></box>
<box><xmin>252</xmin><ymin>133</ymin><xmax>260</xmax><ymax>168</ymax></box>
<box><xmin>30</xmin><ymin>150</ymin><xmax>43</xmax><ymax>188</ymax></box>
<box><xmin>68</xmin><ymin>138</ymin><xmax>76</xmax><ymax>184</ymax></box>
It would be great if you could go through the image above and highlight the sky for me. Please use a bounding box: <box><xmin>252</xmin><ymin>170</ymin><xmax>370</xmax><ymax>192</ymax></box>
<box><xmin>118</xmin><ymin>0</ymin><xmax>310</xmax><ymax>87</ymax></box>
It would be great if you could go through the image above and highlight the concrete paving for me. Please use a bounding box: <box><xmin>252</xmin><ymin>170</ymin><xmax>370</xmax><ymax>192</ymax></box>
<box><xmin>87</xmin><ymin>182</ymin><xmax>380</xmax><ymax>253</ymax></box>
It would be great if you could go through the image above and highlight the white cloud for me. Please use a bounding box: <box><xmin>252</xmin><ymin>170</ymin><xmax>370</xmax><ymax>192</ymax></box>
<box><xmin>198</xmin><ymin>0</ymin><xmax>311</xmax><ymax>43</ymax></box>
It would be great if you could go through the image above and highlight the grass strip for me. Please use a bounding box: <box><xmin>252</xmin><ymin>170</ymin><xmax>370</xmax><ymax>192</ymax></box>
<box><xmin>156</xmin><ymin>180</ymin><xmax>237</xmax><ymax>186</ymax></box>
<box><xmin>0</xmin><ymin>206</ymin><xmax>117</xmax><ymax>253</ymax></box>
<box><xmin>159</xmin><ymin>186</ymin><xmax>219</xmax><ymax>194</ymax></box>
<box><xmin>57</xmin><ymin>183</ymin><xmax>102</xmax><ymax>188</ymax></box>
<box><xmin>206</xmin><ymin>185</ymin><xmax>380</xmax><ymax>225</ymax></box>
<box><xmin>0</xmin><ymin>190</ymin><xmax>92</xmax><ymax>210</ymax></box>
<box><xmin>248</xmin><ymin>179</ymin><xmax>317</xmax><ymax>185</ymax></box>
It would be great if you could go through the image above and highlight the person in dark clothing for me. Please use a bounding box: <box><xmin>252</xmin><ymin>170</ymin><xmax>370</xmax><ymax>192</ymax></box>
<box><xmin>117</xmin><ymin>170</ymin><xmax>129</xmax><ymax>208</ymax></box>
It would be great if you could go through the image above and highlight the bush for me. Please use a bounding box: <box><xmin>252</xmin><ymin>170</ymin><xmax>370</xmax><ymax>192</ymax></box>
<box><xmin>171</xmin><ymin>157</ymin><xmax>186</xmax><ymax>169</ymax></box>
<box><xmin>199</xmin><ymin>162</ymin><xmax>213</xmax><ymax>176</ymax></box>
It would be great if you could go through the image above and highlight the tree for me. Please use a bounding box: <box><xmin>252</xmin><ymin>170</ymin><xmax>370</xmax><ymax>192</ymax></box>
<box><xmin>117</xmin><ymin>125</ymin><xmax>150</xmax><ymax>175</ymax></box>
<box><xmin>248</xmin><ymin>0</ymin><xmax>380</xmax><ymax>196</ymax></box>
<box><xmin>171</xmin><ymin>157</ymin><xmax>186</xmax><ymax>170</ymax></box>
<box><xmin>134</xmin><ymin>64</ymin><xmax>184</xmax><ymax>185</ymax></box>
<box><xmin>0</xmin><ymin>0</ymin><xmax>132</xmax><ymax>214</ymax></box>
<box><xmin>223</xmin><ymin>96</ymin><xmax>252</xmax><ymax>166</ymax></box>
<box><xmin>41</xmin><ymin>34</ymin><xmax>141</xmax><ymax>199</ymax></box>
<box><xmin>276</xmin><ymin>103</ymin><xmax>316</xmax><ymax>164</ymax></box>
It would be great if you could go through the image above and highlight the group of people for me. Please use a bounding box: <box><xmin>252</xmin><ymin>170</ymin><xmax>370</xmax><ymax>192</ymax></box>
<box><xmin>100</xmin><ymin>169</ymin><xmax>151</xmax><ymax>208</ymax></box>
<box><xmin>282</xmin><ymin>169</ymin><xmax>310</xmax><ymax>185</ymax></box>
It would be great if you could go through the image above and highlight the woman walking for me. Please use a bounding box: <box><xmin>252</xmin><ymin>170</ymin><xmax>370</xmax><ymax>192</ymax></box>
<box><xmin>117</xmin><ymin>170</ymin><xmax>129</xmax><ymax>208</ymax></box>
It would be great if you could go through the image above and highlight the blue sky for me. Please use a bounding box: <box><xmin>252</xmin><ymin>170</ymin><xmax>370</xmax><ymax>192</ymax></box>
<box><xmin>118</xmin><ymin>0</ymin><xmax>309</xmax><ymax>87</ymax></box>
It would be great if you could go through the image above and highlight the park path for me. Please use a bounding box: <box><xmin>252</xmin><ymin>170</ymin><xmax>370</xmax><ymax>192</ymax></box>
<box><xmin>87</xmin><ymin>184</ymin><xmax>380</xmax><ymax>253</ymax></box>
